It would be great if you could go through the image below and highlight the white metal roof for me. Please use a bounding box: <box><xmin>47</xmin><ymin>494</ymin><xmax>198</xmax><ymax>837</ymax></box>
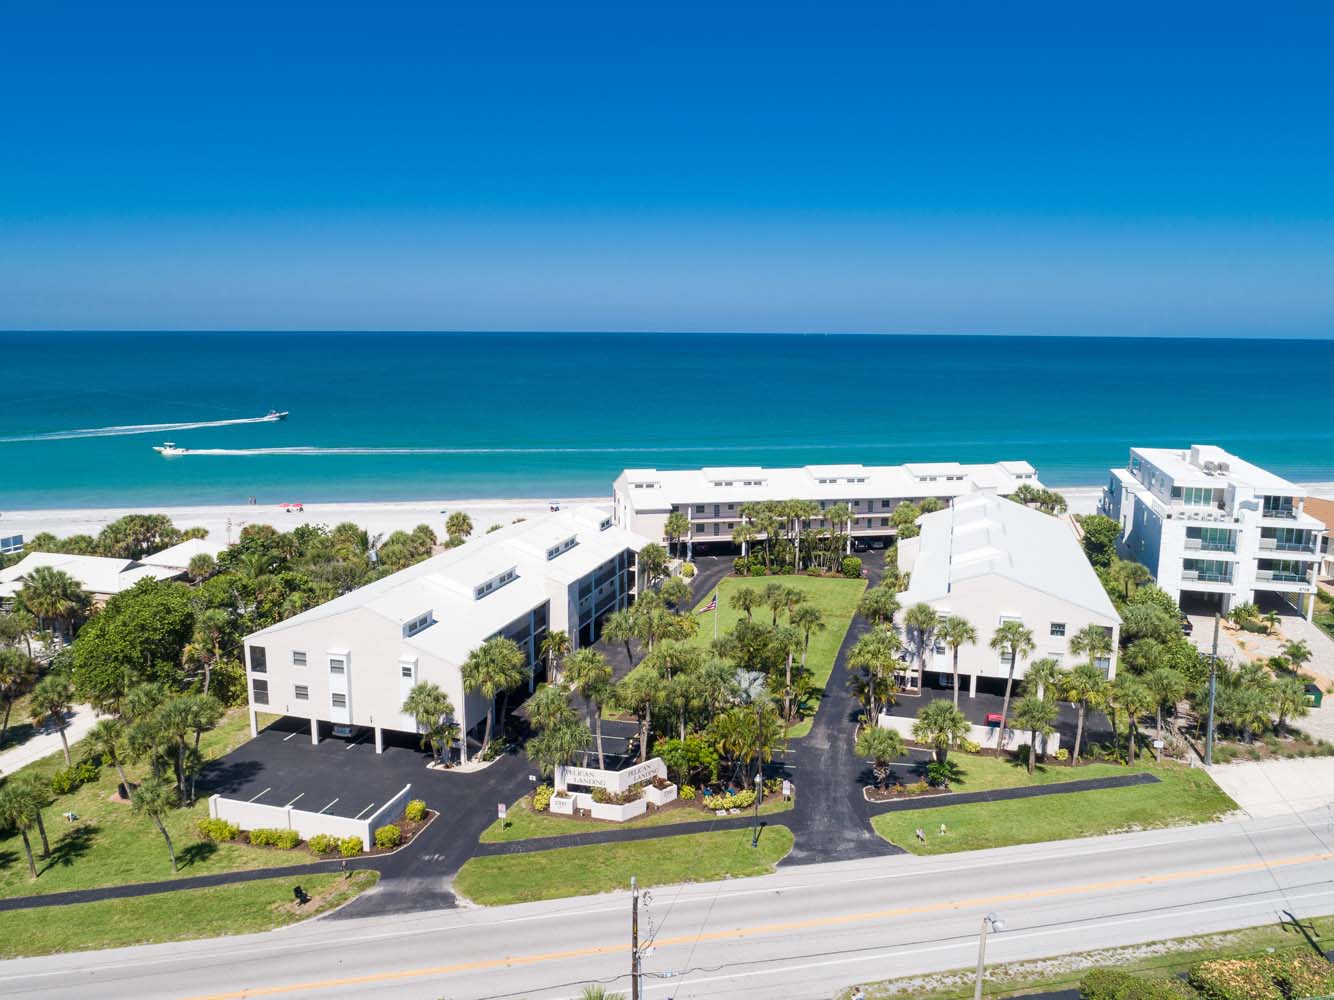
<box><xmin>0</xmin><ymin>551</ymin><xmax>180</xmax><ymax>598</ymax></box>
<box><xmin>139</xmin><ymin>537</ymin><xmax>227</xmax><ymax>570</ymax></box>
<box><xmin>902</xmin><ymin>494</ymin><xmax>1119</xmax><ymax>622</ymax></box>
<box><xmin>247</xmin><ymin>506</ymin><xmax>648</xmax><ymax>663</ymax></box>
<box><xmin>615</xmin><ymin>461</ymin><xmax>1041</xmax><ymax>512</ymax></box>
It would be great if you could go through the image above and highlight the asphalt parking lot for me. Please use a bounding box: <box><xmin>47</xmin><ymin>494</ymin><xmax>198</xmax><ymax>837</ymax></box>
<box><xmin>200</xmin><ymin>718</ymin><xmax>430</xmax><ymax>819</ymax></box>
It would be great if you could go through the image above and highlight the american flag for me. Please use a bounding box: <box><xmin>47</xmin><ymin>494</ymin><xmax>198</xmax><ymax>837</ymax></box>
<box><xmin>704</xmin><ymin>592</ymin><xmax>718</xmax><ymax>612</ymax></box>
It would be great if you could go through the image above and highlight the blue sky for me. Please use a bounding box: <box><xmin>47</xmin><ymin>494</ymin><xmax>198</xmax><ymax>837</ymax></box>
<box><xmin>3</xmin><ymin>1</ymin><xmax>1332</xmax><ymax>335</ymax></box>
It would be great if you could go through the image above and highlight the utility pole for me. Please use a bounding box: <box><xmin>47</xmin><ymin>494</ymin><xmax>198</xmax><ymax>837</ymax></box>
<box><xmin>630</xmin><ymin>875</ymin><xmax>641</xmax><ymax>1000</ymax></box>
<box><xmin>1205</xmin><ymin>612</ymin><xmax>1220</xmax><ymax>766</ymax></box>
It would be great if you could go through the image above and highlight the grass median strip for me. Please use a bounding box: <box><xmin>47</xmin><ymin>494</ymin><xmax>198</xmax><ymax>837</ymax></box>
<box><xmin>455</xmin><ymin>825</ymin><xmax>795</xmax><ymax>905</ymax></box>
<box><xmin>0</xmin><ymin>870</ymin><xmax>378</xmax><ymax>959</ymax></box>
<box><xmin>871</xmin><ymin>765</ymin><xmax>1235</xmax><ymax>855</ymax></box>
<box><xmin>480</xmin><ymin>793</ymin><xmax>794</xmax><ymax>843</ymax></box>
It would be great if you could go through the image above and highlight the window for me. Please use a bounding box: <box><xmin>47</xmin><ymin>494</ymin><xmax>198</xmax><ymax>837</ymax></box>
<box><xmin>291</xmin><ymin>651</ymin><xmax>307</xmax><ymax>667</ymax></box>
<box><xmin>403</xmin><ymin>612</ymin><xmax>432</xmax><ymax>637</ymax></box>
<box><xmin>880</xmin><ymin>518</ymin><xmax>889</xmax><ymax>527</ymax></box>
<box><xmin>600</xmin><ymin>517</ymin><xmax>612</xmax><ymax>530</ymax></box>
<box><xmin>401</xmin><ymin>664</ymin><xmax>414</xmax><ymax>679</ymax></box>
<box><xmin>1050</xmin><ymin>623</ymin><xmax>1065</xmax><ymax>637</ymax></box>
<box><xmin>695</xmin><ymin>505</ymin><xmax>704</xmax><ymax>514</ymax></box>
<box><xmin>248</xmin><ymin>645</ymin><xmax>267</xmax><ymax>673</ymax></box>
<box><xmin>294</xmin><ymin>684</ymin><xmax>309</xmax><ymax>701</ymax></box>
<box><xmin>251</xmin><ymin>678</ymin><xmax>269</xmax><ymax>705</ymax></box>
<box><xmin>546</xmin><ymin>536</ymin><xmax>578</xmax><ymax>560</ymax></box>
<box><xmin>329</xmin><ymin>657</ymin><xmax>346</xmax><ymax>675</ymax></box>
<box><xmin>331</xmin><ymin>693</ymin><xmax>347</xmax><ymax>708</ymax></box>
<box><xmin>881</xmin><ymin>499</ymin><xmax>892</xmax><ymax>509</ymax></box>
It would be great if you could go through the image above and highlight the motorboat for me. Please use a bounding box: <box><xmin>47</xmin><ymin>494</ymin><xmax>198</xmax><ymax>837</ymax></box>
<box><xmin>262</xmin><ymin>410</ymin><xmax>289</xmax><ymax>421</ymax></box>
<box><xmin>153</xmin><ymin>442</ymin><xmax>187</xmax><ymax>457</ymax></box>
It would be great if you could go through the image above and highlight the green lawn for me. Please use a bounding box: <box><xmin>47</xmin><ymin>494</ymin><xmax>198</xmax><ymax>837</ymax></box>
<box><xmin>480</xmin><ymin>791</ymin><xmax>794</xmax><ymax>843</ymax></box>
<box><xmin>0</xmin><ymin>708</ymin><xmax>304</xmax><ymax>900</ymax></box>
<box><xmin>690</xmin><ymin>574</ymin><xmax>866</xmax><ymax>738</ymax></box>
<box><xmin>0</xmin><ymin>870</ymin><xmax>378</xmax><ymax>959</ymax></box>
<box><xmin>837</xmin><ymin>913</ymin><xmax>1334</xmax><ymax>999</ymax></box>
<box><xmin>455</xmin><ymin>825</ymin><xmax>795</xmax><ymax>905</ymax></box>
<box><xmin>919</xmin><ymin>752</ymin><xmax>1164</xmax><ymax>792</ymax></box>
<box><xmin>871</xmin><ymin>763</ymin><xmax>1236</xmax><ymax>855</ymax></box>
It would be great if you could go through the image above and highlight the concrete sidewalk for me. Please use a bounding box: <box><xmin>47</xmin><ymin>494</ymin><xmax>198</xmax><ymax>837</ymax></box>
<box><xmin>0</xmin><ymin>704</ymin><xmax>100</xmax><ymax>777</ymax></box>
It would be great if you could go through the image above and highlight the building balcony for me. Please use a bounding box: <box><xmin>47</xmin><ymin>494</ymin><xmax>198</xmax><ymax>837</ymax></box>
<box><xmin>1258</xmin><ymin>538</ymin><xmax>1319</xmax><ymax>555</ymax></box>
<box><xmin>1183</xmin><ymin>538</ymin><xmax>1235</xmax><ymax>553</ymax></box>
<box><xmin>1181</xmin><ymin>570</ymin><xmax>1233</xmax><ymax>585</ymax></box>
<box><xmin>1254</xmin><ymin>569</ymin><xmax>1314</xmax><ymax>587</ymax></box>
<box><xmin>1261</xmin><ymin>507</ymin><xmax>1298</xmax><ymax>521</ymax></box>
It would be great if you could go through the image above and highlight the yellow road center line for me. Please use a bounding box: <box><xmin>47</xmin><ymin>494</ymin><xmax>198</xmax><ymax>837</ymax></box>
<box><xmin>183</xmin><ymin>850</ymin><xmax>1334</xmax><ymax>999</ymax></box>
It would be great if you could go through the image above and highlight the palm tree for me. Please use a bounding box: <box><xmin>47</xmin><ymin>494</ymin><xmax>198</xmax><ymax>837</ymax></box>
<box><xmin>731</xmin><ymin>522</ymin><xmax>758</xmax><ymax>561</ymax></box>
<box><xmin>1282</xmin><ymin>640</ymin><xmax>1312</xmax><ymax>673</ymax></box>
<box><xmin>847</xmin><ymin>630</ymin><xmax>902</xmax><ymax>719</ymax></box>
<box><xmin>638</xmin><ymin>543</ymin><xmax>670</xmax><ymax>585</ymax></box>
<box><xmin>1024</xmin><ymin>657</ymin><xmax>1064</xmax><ymax>701</ymax></box>
<box><xmin>565</xmin><ymin>648</ymin><xmax>614</xmax><ymax>767</ymax></box>
<box><xmin>578</xmin><ymin>987</ymin><xmax>626</xmax><ymax>1000</ymax></box>
<box><xmin>615</xmin><ymin>664</ymin><xmax>665</xmax><ymax>763</ymax></box>
<box><xmin>826</xmin><ymin>504</ymin><xmax>853</xmax><ymax>555</ymax></box>
<box><xmin>658</xmin><ymin>576</ymin><xmax>693</xmax><ymax>612</ymax></box>
<box><xmin>131</xmin><ymin>775</ymin><xmax>181</xmax><ymax>872</ymax></box>
<box><xmin>989</xmin><ymin>620</ymin><xmax>1035</xmax><ymax>743</ymax></box>
<box><xmin>0</xmin><ymin>646</ymin><xmax>36</xmax><ymax>747</ymax></box>
<box><xmin>1261</xmin><ymin>610</ymin><xmax>1281</xmax><ymax>635</ymax></box>
<box><xmin>857</xmin><ymin>586</ymin><xmax>900</xmax><ymax>631</ymax></box>
<box><xmin>85</xmin><ymin>717</ymin><xmax>133</xmax><ymax>795</ymax></box>
<box><xmin>602</xmin><ymin>608</ymin><xmax>639</xmax><ymax>668</ymax></box>
<box><xmin>936</xmin><ymin>616</ymin><xmax>977</xmax><ymax>707</ymax></box>
<box><xmin>0</xmin><ymin>780</ymin><xmax>43</xmax><ymax>878</ymax></box>
<box><xmin>1109</xmin><ymin>676</ymin><xmax>1153</xmax><ymax>764</ymax></box>
<box><xmin>791</xmin><ymin>604</ymin><xmax>826</xmax><ymax>677</ymax></box>
<box><xmin>903</xmin><ymin>602</ymin><xmax>940</xmax><ymax>687</ymax></box>
<box><xmin>1272</xmin><ymin>674</ymin><xmax>1310</xmax><ymax>736</ymax></box>
<box><xmin>402</xmin><ymin>681</ymin><xmax>457</xmax><ymax>764</ymax></box>
<box><xmin>185</xmin><ymin>606</ymin><xmax>230</xmax><ymax>697</ymax></box>
<box><xmin>788</xmin><ymin>499</ymin><xmax>819</xmax><ymax>571</ymax></box>
<box><xmin>729</xmin><ymin>586</ymin><xmax>762</xmax><ymax>622</ymax></box>
<box><xmin>1069</xmin><ymin>624</ymin><xmax>1113</xmax><ymax>671</ymax></box>
<box><xmin>18</xmin><ymin>566</ymin><xmax>85</xmax><ymax>645</ymax></box>
<box><xmin>773</xmin><ymin>625</ymin><xmax>804</xmax><ymax>725</ymax></box>
<box><xmin>664</xmin><ymin>510</ymin><xmax>690</xmax><ymax>559</ymax></box>
<box><xmin>445</xmin><ymin>511</ymin><xmax>473</xmax><ymax>543</ymax></box>
<box><xmin>1013</xmin><ymin>696</ymin><xmax>1058</xmax><ymax>773</ymax></box>
<box><xmin>1142</xmin><ymin>667</ymin><xmax>1187</xmax><ymax>739</ymax></box>
<box><xmin>1061</xmin><ymin>663</ymin><xmax>1109</xmax><ymax>767</ymax></box>
<box><xmin>526</xmin><ymin>718</ymin><xmax>592</xmax><ymax>777</ymax></box>
<box><xmin>854</xmin><ymin>725</ymin><xmax>905</xmax><ymax>790</ymax></box>
<box><xmin>464</xmin><ymin>637</ymin><xmax>527</xmax><ymax>758</ymax></box>
<box><xmin>29</xmin><ymin>673</ymin><xmax>75</xmax><ymax>767</ymax></box>
<box><xmin>539</xmin><ymin>630</ymin><xmax>572</xmax><ymax>684</ymax></box>
<box><xmin>912</xmin><ymin>699</ymin><xmax>970</xmax><ymax>764</ymax></box>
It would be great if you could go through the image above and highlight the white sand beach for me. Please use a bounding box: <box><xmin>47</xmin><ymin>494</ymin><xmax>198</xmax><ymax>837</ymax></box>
<box><xmin>4</xmin><ymin>483</ymin><xmax>1331</xmax><ymax>545</ymax></box>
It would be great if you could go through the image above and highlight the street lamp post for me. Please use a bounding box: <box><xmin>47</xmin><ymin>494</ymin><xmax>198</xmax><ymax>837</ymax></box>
<box><xmin>973</xmin><ymin>912</ymin><xmax>1005</xmax><ymax>1000</ymax></box>
<box><xmin>750</xmin><ymin>772</ymin><xmax>762</xmax><ymax>847</ymax></box>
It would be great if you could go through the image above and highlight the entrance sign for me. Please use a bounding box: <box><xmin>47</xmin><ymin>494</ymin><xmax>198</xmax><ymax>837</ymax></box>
<box><xmin>554</xmin><ymin>757</ymin><xmax>667</xmax><ymax>793</ymax></box>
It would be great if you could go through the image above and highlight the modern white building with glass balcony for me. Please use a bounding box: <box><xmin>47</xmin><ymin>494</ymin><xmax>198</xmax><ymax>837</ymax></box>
<box><xmin>1101</xmin><ymin>445</ymin><xmax>1326</xmax><ymax>620</ymax></box>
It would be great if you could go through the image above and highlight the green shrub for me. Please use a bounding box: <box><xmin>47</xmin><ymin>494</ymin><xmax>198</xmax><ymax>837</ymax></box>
<box><xmin>591</xmin><ymin>786</ymin><xmax>643</xmax><ymax>805</ymax></box>
<box><xmin>680</xmin><ymin>561</ymin><xmax>696</xmax><ymax>578</ymax></box>
<box><xmin>732</xmin><ymin>556</ymin><xmax>750</xmax><ymax>575</ymax></box>
<box><xmin>196</xmin><ymin>818</ymin><xmax>240</xmax><ymax>842</ymax></box>
<box><xmin>532</xmin><ymin>785</ymin><xmax>553</xmax><ymax>812</ymax></box>
<box><xmin>339</xmin><ymin>836</ymin><xmax>363</xmax><ymax>857</ymax></box>
<box><xmin>904</xmin><ymin>779</ymin><xmax>930</xmax><ymax>795</ymax></box>
<box><xmin>841</xmin><ymin>556</ymin><xmax>863</xmax><ymax>578</ymax></box>
<box><xmin>959</xmin><ymin>737</ymin><xmax>982</xmax><ymax>754</ymax></box>
<box><xmin>374</xmin><ymin>824</ymin><xmax>402</xmax><ymax>849</ymax></box>
<box><xmin>1080</xmin><ymin>966</ymin><xmax>1199</xmax><ymax>999</ymax></box>
<box><xmin>1188</xmin><ymin>954</ymin><xmax>1334</xmax><ymax>1000</ymax></box>
<box><xmin>247</xmin><ymin>827</ymin><xmax>300</xmax><ymax>848</ymax></box>
<box><xmin>51</xmin><ymin>759</ymin><xmax>100</xmax><ymax>795</ymax></box>
<box><xmin>308</xmin><ymin>833</ymin><xmax>339</xmax><ymax>855</ymax></box>
<box><xmin>404</xmin><ymin>798</ymin><xmax>427</xmax><ymax>822</ymax></box>
<box><xmin>709</xmin><ymin>789</ymin><xmax>756</xmax><ymax>810</ymax></box>
<box><xmin>678</xmin><ymin>784</ymin><xmax>696</xmax><ymax>800</ymax></box>
<box><xmin>273</xmin><ymin>829</ymin><xmax>300</xmax><ymax>849</ymax></box>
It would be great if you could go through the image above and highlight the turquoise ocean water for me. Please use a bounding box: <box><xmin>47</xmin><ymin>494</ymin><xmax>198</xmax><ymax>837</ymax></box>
<box><xmin>2</xmin><ymin>332</ymin><xmax>1331</xmax><ymax>510</ymax></box>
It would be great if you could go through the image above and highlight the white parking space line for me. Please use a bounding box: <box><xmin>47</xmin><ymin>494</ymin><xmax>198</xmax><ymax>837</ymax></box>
<box><xmin>246</xmin><ymin>787</ymin><xmax>271</xmax><ymax>803</ymax></box>
<box><xmin>283</xmin><ymin>731</ymin><xmax>299</xmax><ymax>742</ymax></box>
<box><xmin>353</xmin><ymin>802</ymin><xmax>378</xmax><ymax>820</ymax></box>
<box><xmin>345</xmin><ymin>738</ymin><xmax>364</xmax><ymax>751</ymax></box>
<box><xmin>284</xmin><ymin>792</ymin><xmax>305</xmax><ymax>808</ymax></box>
<box><xmin>318</xmin><ymin>798</ymin><xmax>340</xmax><ymax>814</ymax></box>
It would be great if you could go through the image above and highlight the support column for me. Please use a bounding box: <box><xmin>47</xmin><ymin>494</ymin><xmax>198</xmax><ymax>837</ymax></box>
<box><xmin>969</xmin><ymin>673</ymin><xmax>978</xmax><ymax>698</ymax></box>
<box><xmin>310</xmin><ymin>717</ymin><xmax>319</xmax><ymax>745</ymax></box>
<box><xmin>458</xmin><ymin>703</ymin><xmax>469</xmax><ymax>765</ymax></box>
<box><xmin>1307</xmin><ymin>591</ymin><xmax>1316</xmax><ymax>623</ymax></box>
<box><xmin>374</xmin><ymin>726</ymin><xmax>383</xmax><ymax>754</ymax></box>
<box><xmin>687</xmin><ymin>537</ymin><xmax>693</xmax><ymax>560</ymax></box>
<box><xmin>249</xmin><ymin>708</ymin><xmax>258</xmax><ymax>738</ymax></box>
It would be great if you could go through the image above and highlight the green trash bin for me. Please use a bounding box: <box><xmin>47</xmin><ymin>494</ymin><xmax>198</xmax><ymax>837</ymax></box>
<box><xmin>1304</xmin><ymin>683</ymin><xmax>1323</xmax><ymax>708</ymax></box>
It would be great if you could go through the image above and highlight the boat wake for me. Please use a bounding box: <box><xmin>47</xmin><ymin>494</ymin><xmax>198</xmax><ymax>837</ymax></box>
<box><xmin>0</xmin><ymin>415</ymin><xmax>284</xmax><ymax>443</ymax></box>
<box><xmin>155</xmin><ymin>443</ymin><xmax>852</xmax><ymax>457</ymax></box>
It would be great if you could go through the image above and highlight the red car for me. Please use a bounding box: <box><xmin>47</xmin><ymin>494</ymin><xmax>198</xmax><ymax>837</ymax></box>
<box><xmin>985</xmin><ymin>712</ymin><xmax>1003</xmax><ymax>726</ymax></box>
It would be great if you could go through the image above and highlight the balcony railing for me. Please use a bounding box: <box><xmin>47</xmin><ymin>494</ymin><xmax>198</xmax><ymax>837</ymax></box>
<box><xmin>1262</xmin><ymin>507</ymin><xmax>1298</xmax><ymax>520</ymax></box>
<box><xmin>1184</xmin><ymin>539</ymin><xmax>1234</xmax><ymax>552</ymax></box>
<box><xmin>1181</xmin><ymin>570</ymin><xmax>1233</xmax><ymax>584</ymax></box>
<box><xmin>1258</xmin><ymin>538</ymin><xmax>1316</xmax><ymax>553</ymax></box>
<box><xmin>1255</xmin><ymin>569</ymin><xmax>1313</xmax><ymax>585</ymax></box>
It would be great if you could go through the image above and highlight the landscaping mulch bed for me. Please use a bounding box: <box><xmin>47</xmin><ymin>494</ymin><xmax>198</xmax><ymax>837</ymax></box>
<box><xmin>216</xmin><ymin>809</ymin><xmax>436</xmax><ymax>859</ymax></box>
<box><xmin>864</xmin><ymin>785</ymin><xmax>952</xmax><ymax>803</ymax></box>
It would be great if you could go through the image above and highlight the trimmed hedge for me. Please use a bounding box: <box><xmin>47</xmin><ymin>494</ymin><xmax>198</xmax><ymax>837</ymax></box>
<box><xmin>1188</xmin><ymin>954</ymin><xmax>1334</xmax><ymax>1000</ymax></box>
<box><xmin>532</xmin><ymin>785</ymin><xmax>553</xmax><ymax>812</ymax></box>
<box><xmin>841</xmin><ymin>556</ymin><xmax>863</xmax><ymax>578</ymax></box>
<box><xmin>339</xmin><ymin>835</ymin><xmax>363</xmax><ymax>857</ymax></box>
<box><xmin>1080</xmin><ymin>967</ymin><xmax>1199</xmax><ymax>999</ymax></box>
<box><xmin>248</xmin><ymin>827</ymin><xmax>301</xmax><ymax>849</ymax></box>
<box><xmin>196</xmin><ymin>818</ymin><xmax>240</xmax><ymax>842</ymax></box>
<box><xmin>308</xmin><ymin>833</ymin><xmax>340</xmax><ymax>855</ymax></box>
<box><xmin>404</xmin><ymin>798</ymin><xmax>427</xmax><ymax>822</ymax></box>
<box><xmin>374</xmin><ymin>824</ymin><xmax>402</xmax><ymax>849</ymax></box>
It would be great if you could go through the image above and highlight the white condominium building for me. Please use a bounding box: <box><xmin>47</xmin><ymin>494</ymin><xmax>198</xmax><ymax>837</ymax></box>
<box><xmin>612</xmin><ymin>461</ymin><xmax>1042</xmax><ymax>557</ymax></box>
<box><xmin>1101</xmin><ymin>445</ymin><xmax>1326</xmax><ymax>620</ymax></box>
<box><xmin>898</xmin><ymin>494</ymin><xmax>1120</xmax><ymax>695</ymax></box>
<box><xmin>241</xmin><ymin>507</ymin><xmax>648</xmax><ymax>758</ymax></box>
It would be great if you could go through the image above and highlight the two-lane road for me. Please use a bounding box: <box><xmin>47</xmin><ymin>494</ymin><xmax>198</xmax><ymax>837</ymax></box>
<box><xmin>2</xmin><ymin>811</ymin><xmax>1332</xmax><ymax>1000</ymax></box>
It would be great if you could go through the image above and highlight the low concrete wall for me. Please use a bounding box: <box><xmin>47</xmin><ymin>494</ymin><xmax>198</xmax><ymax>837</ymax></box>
<box><xmin>555</xmin><ymin>757</ymin><xmax>667</xmax><ymax>794</ymax></box>
<box><xmin>587</xmin><ymin>797</ymin><xmax>648</xmax><ymax>822</ymax></box>
<box><xmin>550</xmin><ymin>793</ymin><xmax>575</xmax><ymax>815</ymax></box>
<box><xmin>209</xmin><ymin>782</ymin><xmax>413</xmax><ymax>851</ymax></box>
<box><xmin>645</xmin><ymin>784</ymin><xmax>677</xmax><ymax>807</ymax></box>
<box><xmin>877</xmin><ymin>714</ymin><xmax>1061</xmax><ymax>754</ymax></box>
